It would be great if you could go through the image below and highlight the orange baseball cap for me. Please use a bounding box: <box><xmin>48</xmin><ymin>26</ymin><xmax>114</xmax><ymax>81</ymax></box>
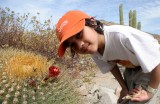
<box><xmin>56</xmin><ymin>10</ymin><xmax>91</xmax><ymax>57</ymax></box>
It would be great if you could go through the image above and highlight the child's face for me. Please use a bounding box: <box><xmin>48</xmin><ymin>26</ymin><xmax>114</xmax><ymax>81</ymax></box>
<box><xmin>66</xmin><ymin>26</ymin><xmax>99</xmax><ymax>54</ymax></box>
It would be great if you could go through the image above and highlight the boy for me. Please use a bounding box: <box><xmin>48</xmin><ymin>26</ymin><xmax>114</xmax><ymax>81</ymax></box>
<box><xmin>55</xmin><ymin>10</ymin><xmax>160</xmax><ymax>104</ymax></box>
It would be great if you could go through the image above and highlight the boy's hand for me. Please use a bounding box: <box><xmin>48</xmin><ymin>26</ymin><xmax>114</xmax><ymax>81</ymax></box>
<box><xmin>130</xmin><ymin>89</ymin><xmax>153</xmax><ymax>102</ymax></box>
<box><xmin>122</xmin><ymin>86</ymin><xmax>153</xmax><ymax>102</ymax></box>
<box><xmin>118</xmin><ymin>88</ymin><xmax>129</xmax><ymax>103</ymax></box>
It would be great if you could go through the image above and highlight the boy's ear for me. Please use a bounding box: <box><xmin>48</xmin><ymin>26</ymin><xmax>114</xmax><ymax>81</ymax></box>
<box><xmin>70</xmin><ymin>47</ymin><xmax>76</xmax><ymax>58</ymax></box>
<box><xmin>90</xmin><ymin>18</ymin><xmax>97</xmax><ymax>29</ymax></box>
<box><xmin>90</xmin><ymin>17</ymin><xmax>95</xmax><ymax>21</ymax></box>
<box><xmin>85</xmin><ymin>18</ymin><xmax>97</xmax><ymax>29</ymax></box>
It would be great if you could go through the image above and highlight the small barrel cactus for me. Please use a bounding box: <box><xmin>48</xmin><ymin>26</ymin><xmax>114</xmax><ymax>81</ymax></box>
<box><xmin>0</xmin><ymin>49</ymin><xmax>79</xmax><ymax>104</ymax></box>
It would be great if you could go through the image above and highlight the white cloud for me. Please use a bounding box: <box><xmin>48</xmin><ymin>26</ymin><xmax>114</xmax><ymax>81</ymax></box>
<box><xmin>24</xmin><ymin>3</ymin><xmax>52</xmax><ymax>20</ymax></box>
<box><xmin>136</xmin><ymin>0</ymin><xmax>160</xmax><ymax>34</ymax></box>
<box><xmin>1</xmin><ymin>0</ymin><xmax>54</xmax><ymax>21</ymax></box>
<box><xmin>37</xmin><ymin>0</ymin><xmax>55</xmax><ymax>3</ymax></box>
<box><xmin>1</xmin><ymin>0</ymin><xmax>160</xmax><ymax>34</ymax></box>
<box><xmin>138</xmin><ymin>1</ymin><xmax>160</xmax><ymax>22</ymax></box>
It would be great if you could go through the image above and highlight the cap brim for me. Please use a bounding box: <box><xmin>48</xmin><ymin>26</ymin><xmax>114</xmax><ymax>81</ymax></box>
<box><xmin>58</xmin><ymin>19</ymin><xmax>85</xmax><ymax>57</ymax></box>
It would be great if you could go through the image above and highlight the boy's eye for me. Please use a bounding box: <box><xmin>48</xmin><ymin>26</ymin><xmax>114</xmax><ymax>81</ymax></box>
<box><xmin>75</xmin><ymin>31</ymin><xmax>82</xmax><ymax>39</ymax></box>
<box><xmin>69</xmin><ymin>43</ymin><xmax>76</xmax><ymax>49</ymax></box>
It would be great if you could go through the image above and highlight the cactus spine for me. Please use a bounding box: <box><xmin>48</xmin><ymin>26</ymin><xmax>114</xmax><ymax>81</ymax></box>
<box><xmin>119</xmin><ymin>4</ymin><xmax>124</xmax><ymax>25</ymax></box>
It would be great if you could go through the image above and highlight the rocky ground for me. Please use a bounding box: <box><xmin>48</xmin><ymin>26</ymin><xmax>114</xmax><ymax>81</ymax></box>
<box><xmin>74</xmin><ymin>68</ymin><xmax>160</xmax><ymax>104</ymax></box>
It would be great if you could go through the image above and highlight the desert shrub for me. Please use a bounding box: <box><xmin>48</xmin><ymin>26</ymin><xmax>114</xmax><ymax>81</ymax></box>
<box><xmin>0</xmin><ymin>5</ymin><xmax>95</xmax><ymax>72</ymax></box>
<box><xmin>0</xmin><ymin>6</ymin><xmax>58</xmax><ymax>59</ymax></box>
<box><xmin>0</xmin><ymin>6</ymin><xmax>24</xmax><ymax>47</ymax></box>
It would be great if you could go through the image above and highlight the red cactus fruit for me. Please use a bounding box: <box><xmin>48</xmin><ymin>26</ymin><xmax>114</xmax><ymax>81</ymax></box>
<box><xmin>49</xmin><ymin>66</ymin><xmax>60</xmax><ymax>78</ymax></box>
<box><xmin>29</xmin><ymin>80</ymin><xmax>36</xmax><ymax>87</ymax></box>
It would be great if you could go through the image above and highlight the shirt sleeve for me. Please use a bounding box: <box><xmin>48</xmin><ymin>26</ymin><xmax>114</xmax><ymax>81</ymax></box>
<box><xmin>92</xmin><ymin>55</ymin><xmax>116</xmax><ymax>74</ymax></box>
<box><xmin>125</xmin><ymin>34</ymin><xmax>160</xmax><ymax>73</ymax></box>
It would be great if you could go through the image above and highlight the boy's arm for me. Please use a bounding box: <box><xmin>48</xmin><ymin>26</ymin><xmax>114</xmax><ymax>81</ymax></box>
<box><xmin>148</xmin><ymin>63</ymin><xmax>160</xmax><ymax>89</ymax></box>
<box><xmin>110</xmin><ymin>65</ymin><xmax>127</xmax><ymax>89</ymax></box>
<box><xmin>110</xmin><ymin>65</ymin><xmax>128</xmax><ymax>103</ymax></box>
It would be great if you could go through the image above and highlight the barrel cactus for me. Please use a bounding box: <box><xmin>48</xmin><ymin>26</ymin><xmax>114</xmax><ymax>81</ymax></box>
<box><xmin>0</xmin><ymin>48</ymin><xmax>79</xmax><ymax>104</ymax></box>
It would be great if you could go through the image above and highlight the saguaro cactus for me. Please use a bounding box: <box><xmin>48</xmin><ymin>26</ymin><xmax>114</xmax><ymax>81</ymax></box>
<box><xmin>119</xmin><ymin>4</ymin><xmax>142</xmax><ymax>29</ymax></box>
<box><xmin>137</xmin><ymin>22</ymin><xmax>141</xmax><ymax>30</ymax></box>
<box><xmin>132</xmin><ymin>10</ymin><xmax>137</xmax><ymax>28</ymax></box>
<box><xmin>119</xmin><ymin>4</ymin><xmax>124</xmax><ymax>25</ymax></box>
<box><xmin>129</xmin><ymin>10</ymin><xmax>133</xmax><ymax>27</ymax></box>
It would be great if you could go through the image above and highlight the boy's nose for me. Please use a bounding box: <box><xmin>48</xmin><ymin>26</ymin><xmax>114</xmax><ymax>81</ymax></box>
<box><xmin>76</xmin><ymin>40</ymin><xmax>84</xmax><ymax>50</ymax></box>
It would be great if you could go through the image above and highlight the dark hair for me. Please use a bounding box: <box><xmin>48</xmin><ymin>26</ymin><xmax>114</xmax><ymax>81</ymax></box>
<box><xmin>70</xmin><ymin>18</ymin><xmax>104</xmax><ymax>58</ymax></box>
<box><xmin>85</xmin><ymin>18</ymin><xmax>104</xmax><ymax>34</ymax></box>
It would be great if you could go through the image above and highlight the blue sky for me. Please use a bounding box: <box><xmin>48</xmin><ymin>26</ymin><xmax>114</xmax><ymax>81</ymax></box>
<box><xmin>1</xmin><ymin>0</ymin><xmax>160</xmax><ymax>34</ymax></box>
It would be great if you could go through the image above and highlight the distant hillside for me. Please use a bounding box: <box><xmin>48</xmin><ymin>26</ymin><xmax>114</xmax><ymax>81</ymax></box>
<box><xmin>100</xmin><ymin>20</ymin><xmax>160</xmax><ymax>41</ymax></box>
<box><xmin>153</xmin><ymin>34</ymin><xmax>160</xmax><ymax>41</ymax></box>
<box><xmin>100</xmin><ymin>20</ymin><xmax>118</xmax><ymax>26</ymax></box>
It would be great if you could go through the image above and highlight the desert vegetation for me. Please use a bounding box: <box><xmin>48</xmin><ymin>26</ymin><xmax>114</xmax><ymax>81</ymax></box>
<box><xmin>0</xmin><ymin>6</ymin><xmax>95</xmax><ymax>104</ymax></box>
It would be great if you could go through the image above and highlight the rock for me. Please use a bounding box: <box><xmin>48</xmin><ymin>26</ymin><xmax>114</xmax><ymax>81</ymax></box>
<box><xmin>77</xmin><ymin>68</ymin><xmax>160</xmax><ymax>104</ymax></box>
<box><xmin>80</xmin><ymin>85</ymin><xmax>118</xmax><ymax>104</ymax></box>
<box><xmin>86</xmin><ymin>93</ymin><xmax>99</xmax><ymax>104</ymax></box>
<box><xmin>98</xmin><ymin>92</ymin><xmax>113</xmax><ymax>104</ymax></box>
<box><xmin>115</xmin><ymin>87</ymin><xmax>122</xmax><ymax>97</ymax></box>
<box><xmin>89</xmin><ymin>85</ymin><xmax>99</xmax><ymax>94</ymax></box>
<box><xmin>74</xmin><ymin>79</ymin><xmax>83</xmax><ymax>88</ymax></box>
<box><xmin>99</xmin><ymin>86</ymin><xmax>118</xmax><ymax>104</ymax></box>
<box><xmin>78</xmin><ymin>85</ymin><xmax>88</xmax><ymax>96</ymax></box>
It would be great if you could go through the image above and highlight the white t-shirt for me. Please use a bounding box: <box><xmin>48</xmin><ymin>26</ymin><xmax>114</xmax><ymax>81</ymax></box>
<box><xmin>92</xmin><ymin>25</ymin><xmax>160</xmax><ymax>73</ymax></box>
